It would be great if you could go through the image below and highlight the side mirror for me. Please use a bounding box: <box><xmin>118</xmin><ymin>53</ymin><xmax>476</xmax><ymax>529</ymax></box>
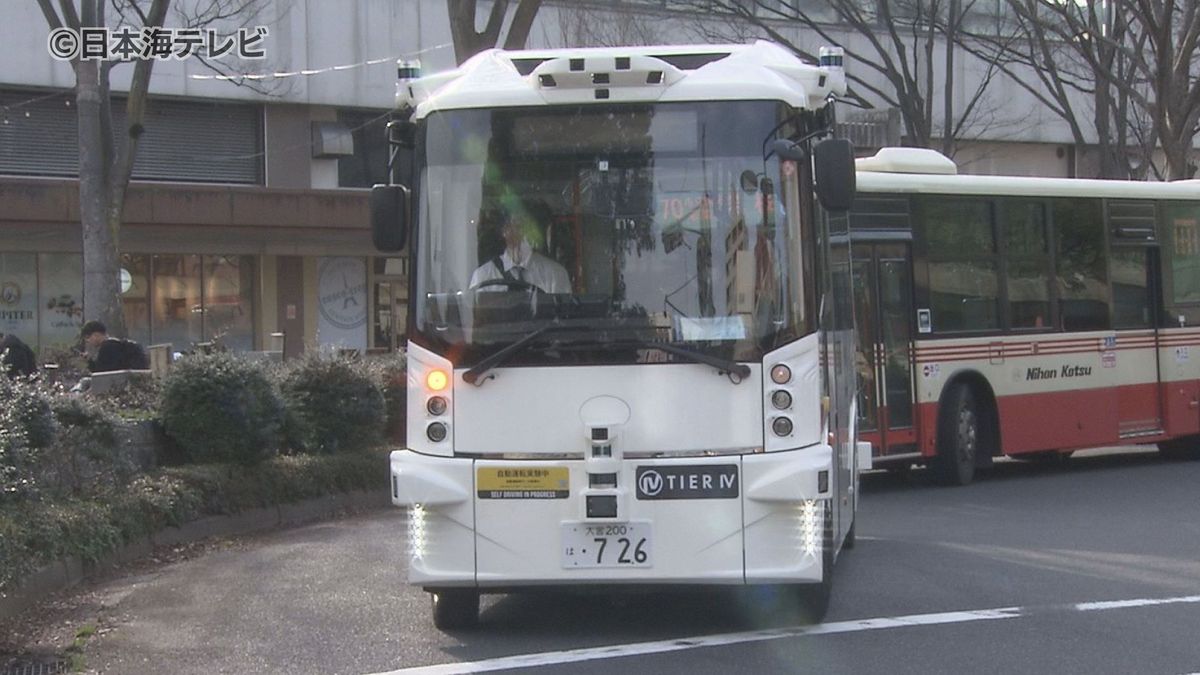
<box><xmin>812</xmin><ymin>138</ymin><xmax>856</xmax><ymax>212</ymax></box>
<box><xmin>740</xmin><ymin>170</ymin><xmax>760</xmax><ymax>193</ymax></box>
<box><xmin>371</xmin><ymin>184</ymin><xmax>410</xmax><ymax>252</ymax></box>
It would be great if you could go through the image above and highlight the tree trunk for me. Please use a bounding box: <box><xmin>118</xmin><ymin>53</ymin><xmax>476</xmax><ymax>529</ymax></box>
<box><xmin>75</xmin><ymin>58</ymin><xmax>126</xmax><ymax>335</ymax></box>
<box><xmin>502</xmin><ymin>0</ymin><xmax>542</xmax><ymax>50</ymax></box>
<box><xmin>448</xmin><ymin>0</ymin><xmax>542</xmax><ymax>65</ymax></box>
<box><xmin>449</xmin><ymin>0</ymin><xmax>509</xmax><ymax>64</ymax></box>
<box><xmin>942</xmin><ymin>0</ymin><xmax>959</xmax><ymax>157</ymax></box>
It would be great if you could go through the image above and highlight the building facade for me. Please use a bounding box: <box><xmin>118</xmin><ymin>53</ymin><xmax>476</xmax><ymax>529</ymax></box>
<box><xmin>0</xmin><ymin>0</ymin><xmax>1127</xmax><ymax>355</ymax></box>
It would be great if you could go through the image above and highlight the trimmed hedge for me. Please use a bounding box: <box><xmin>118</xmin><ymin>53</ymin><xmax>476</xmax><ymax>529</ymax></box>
<box><xmin>160</xmin><ymin>353</ymin><xmax>285</xmax><ymax>464</ymax></box>
<box><xmin>364</xmin><ymin>353</ymin><xmax>407</xmax><ymax>441</ymax></box>
<box><xmin>0</xmin><ymin>451</ymin><xmax>387</xmax><ymax>593</ymax></box>
<box><xmin>279</xmin><ymin>354</ymin><xmax>386</xmax><ymax>454</ymax></box>
<box><xmin>1</xmin><ymin>378</ymin><xmax>118</xmax><ymax>501</ymax></box>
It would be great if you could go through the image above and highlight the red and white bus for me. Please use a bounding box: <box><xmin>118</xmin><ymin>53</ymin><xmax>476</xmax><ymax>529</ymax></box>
<box><xmin>849</xmin><ymin>148</ymin><xmax>1200</xmax><ymax>484</ymax></box>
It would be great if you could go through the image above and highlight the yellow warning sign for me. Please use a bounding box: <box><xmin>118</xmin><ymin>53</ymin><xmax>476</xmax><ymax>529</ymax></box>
<box><xmin>477</xmin><ymin>466</ymin><xmax>569</xmax><ymax>499</ymax></box>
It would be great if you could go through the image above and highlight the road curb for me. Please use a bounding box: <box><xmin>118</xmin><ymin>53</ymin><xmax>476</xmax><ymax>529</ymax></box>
<box><xmin>0</xmin><ymin>489</ymin><xmax>391</xmax><ymax>623</ymax></box>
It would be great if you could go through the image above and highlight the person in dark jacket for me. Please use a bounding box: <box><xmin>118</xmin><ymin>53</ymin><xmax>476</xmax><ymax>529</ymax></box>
<box><xmin>0</xmin><ymin>332</ymin><xmax>37</xmax><ymax>379</ymax></box>
<box><xmin>81</xmin><ymin>321</ymin><xmax>148</xmax><ymax>373</ymax></box>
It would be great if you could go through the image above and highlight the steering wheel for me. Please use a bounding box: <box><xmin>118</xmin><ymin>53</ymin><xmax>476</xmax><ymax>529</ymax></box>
<box><xmin>471</xmin><ymin>278</ymin><xmax>545</xmax><ymax>294</ymax></box>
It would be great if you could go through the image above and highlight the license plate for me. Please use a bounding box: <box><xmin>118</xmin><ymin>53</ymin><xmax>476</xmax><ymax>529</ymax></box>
<box><xmin>561</xmin><ymin>522</ymin><xmax>652</xmax><ymax>568</ymax></box>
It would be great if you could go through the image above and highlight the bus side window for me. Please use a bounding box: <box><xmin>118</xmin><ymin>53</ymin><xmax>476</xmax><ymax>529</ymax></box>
<box><xmin>918</xmin><ymin>196</ymin><xmax>999</xmax><ymax>333</ymax></box>
<box><xmin>1003</xmin><ymin>201</ymin><xmax>1053</xmax><ymax>331</ymax></box>
<box><xmin>1053</xmin><ymin>199</ymin><xmax>1110</xmax><ymax>332</ymax></box>
<box><xmin>1163</xmin><ymin>203</ymin><xmax>1200</xmax><ymax>327</ymax></box>
<box><xmin>1111</xmin><ymin>247</ymin><xmax>1152</xmax><ymax>329</ymax></box>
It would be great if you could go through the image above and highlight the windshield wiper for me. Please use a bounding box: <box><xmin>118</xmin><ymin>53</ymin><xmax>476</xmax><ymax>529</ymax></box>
<box><xmin>462</xmin><ymin>322</ymin><xmax>598</xmax><ymax>385</ymax></box>
<box><xmin>635</xmin><ymin>340</ymin><xmax>752</xmax><ymax>382</ymax></box>
<box><xmin>461</xmin><ymin>325</ymin><xmax>753</xmax><ymax>386</ymax></box>
<box><xmin>462</xmin><ymin>325</ymin><xmax>551</xmax><ymax>385</ymax></box>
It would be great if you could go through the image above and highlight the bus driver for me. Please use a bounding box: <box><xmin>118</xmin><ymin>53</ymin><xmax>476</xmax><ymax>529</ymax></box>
<box><xmin>469</xmin><ymin>206</ymin><xmax>570</xmax><ymax>294</ymax></box>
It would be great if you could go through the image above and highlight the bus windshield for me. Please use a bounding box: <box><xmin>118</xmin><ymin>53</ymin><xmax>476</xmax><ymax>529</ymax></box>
<box><xmin>412</xmin><ymin>100</ymin><xmax>810</xmax><ymax>366</ymax></box>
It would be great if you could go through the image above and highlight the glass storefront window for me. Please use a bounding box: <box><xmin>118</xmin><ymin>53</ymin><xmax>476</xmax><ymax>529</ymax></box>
<box><xmin>202</xmin><ymin>255</ymin><xmax>255</xmax><ymax>350</ymax></box>
<box><xmin>0</xmin><ymin>252</ymin><xmax>256</xmax><ymax>354</ymax></box>
<box><xmin>371</xmin><ymin>257</ymin><xmax>407</xmax><ymax>351</ymax></box>
<box><xmin>0</xmin><ymin>253</ymin><xmax>38</xmax><ymax>346</ymax></box>
<box><xmin>373</xmin><ymin>281</ymin><xmax>395</xmax><ymax>349</ymax></box>
<box><xmin>121</xmin><ymin>253</ymin><xmax>151</xmax><ymax>346</ymax></box>
<box><xmin>37</xmin><ymin>253</ymin><xmax>83</xmax><ymax>350</ymax></box>
<box><xmin>152</xmin><ymin>254</ymin><xmax>203</xmax><ymax>350</ymax></box>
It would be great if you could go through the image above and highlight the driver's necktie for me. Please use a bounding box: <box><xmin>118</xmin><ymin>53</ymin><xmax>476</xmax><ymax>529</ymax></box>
<box><xmin>511</xmin><ymin>265</ymin><xmax>526</xmax><ymax>283</ymax></box>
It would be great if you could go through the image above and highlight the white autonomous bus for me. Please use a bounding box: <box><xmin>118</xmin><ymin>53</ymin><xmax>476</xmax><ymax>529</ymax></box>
<box><xmin>371</xmin><ymin>41</ymin><xmax>866</xmax><ymax>629</ymax></box>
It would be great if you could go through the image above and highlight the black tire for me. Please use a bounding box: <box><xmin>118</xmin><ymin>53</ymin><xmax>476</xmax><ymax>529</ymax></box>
<box><xmin>796</xmin><ymin>503</ymin><xmax>835</xmax><ymax>623</ymax></box>
<box><xmin>1158</xmin><ymin>436</ymin><xmax>1200</xmax><ymax>461</ymax></box>
<box><xmin>932</xmin><ymin>385</ymin><xmax>979</xmax><ymax>486</ymax></box>
<box><xmin>430</xmin><ymin>588</ymin><xmax>480</xmax><ymax>630</ymax></box>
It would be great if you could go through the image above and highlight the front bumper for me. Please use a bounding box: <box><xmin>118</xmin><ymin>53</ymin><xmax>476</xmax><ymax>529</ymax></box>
<box><xmin>392</xmin><ymin>445</ymin><xmax>832</xmax><ymax>587</ymax></box>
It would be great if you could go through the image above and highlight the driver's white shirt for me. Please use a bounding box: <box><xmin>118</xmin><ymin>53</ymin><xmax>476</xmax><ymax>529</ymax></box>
<box><xmin>469</xmin><ymin>241</ymin><xmax>571</xmax><ymax>293</ymax></box>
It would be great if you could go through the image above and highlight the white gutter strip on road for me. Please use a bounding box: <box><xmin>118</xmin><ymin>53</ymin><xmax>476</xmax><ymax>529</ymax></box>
<box><xmin>368</xmin><ymin>594</ymin><xmax>1200</xmax><ymax>675</ymax></box>
<box><xmin>1074</xmin><ymin>595</ymin><xmax>1200</xmax><ymax>612</ymax></box>
<box><xmin>374</xmin><ymin>608</ymin><xmax>1023</xmax><ymax>675</ymax></box>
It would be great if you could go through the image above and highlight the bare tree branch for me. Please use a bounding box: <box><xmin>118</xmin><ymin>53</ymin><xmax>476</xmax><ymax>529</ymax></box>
<box><xmin>58</xmin><ymin>0</ymin><xmax>82</xmax><ymax>29</ymax></box>
<box><xmin>503</xmin><ymin>0</ymin><xmax>542</xmax><ymax>50</ymax></box>
<box><xmin>683</xmin><ymin>0</ymin><xmax>1001</xmax><ymax>152</ymax></box>
<box><xmin>36</xmin><ymin>0</ymin><xmax>65</xmax><ymax>30</ymax></box>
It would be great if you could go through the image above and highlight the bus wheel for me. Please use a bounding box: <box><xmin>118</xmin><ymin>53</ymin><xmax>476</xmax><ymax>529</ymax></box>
<box><xmin>430</xmin><ymin>588</ymin><xmax>480</xmax><ymax>630</ymax></box>
<box><xmin>1159</xmin><ymin>436</ymin><xmax>1200</xmax><ymax>461</ymax></box>
<box><xmin>933</xmin><ymin>385</ymin><xmax>978</xmax><ymax>486</ymax></box>
<box><xmin>797</xmin><ymin>504</ymin><xmax>835</xmax><ymax>623</ymax></box>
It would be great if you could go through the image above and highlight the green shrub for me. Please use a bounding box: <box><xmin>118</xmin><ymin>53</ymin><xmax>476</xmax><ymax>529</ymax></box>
<box><xmin>0</xmin><ymin>381</ymin><xmax>130</xmax><ymax>501</ymax></box>
<box><xmin>0</xmin><ymin>450</ymin><xmax>388</xmax><ymax>593</ymax></box>
<box><xmin>160</xmin><ymin>353</ymin><xmax>284</xmax><ymax>464</ymax></box>
<box><xmin>364</xmin><ymin>353</ymin><xmax>407</xmax><ymax>441</ymax></box>
<box><xmin>0</xmin><ymin>377</ymin><xmax>57</xmax><ymax>450</ymax></box>
<box><xmin>0</xmin><ymin>379</ymin><xmax>55</xmax><ymax>501</ymax></box>
<box><xmin>279</xmin><ymin>353</ymin><xmax>386</xmax><ymax>454</ymax></box>
<box><xmin>94</xmin><ymin>371</ymin><xmax>161</xmax><ymax>421</ymax></box>
<box><xmin>39</xmin><ymin>395</ymin><xmax>123</xmax><ymax>496</ymax></box>
<box><xmin>0</xmin><ymin>424</ymin><xmax>32</xmax><ymax>502</ymax></box>
<box><xmin>0</xmin><ymin>508</ymin><xmax>34</xmax><ymax>590</ymax></box>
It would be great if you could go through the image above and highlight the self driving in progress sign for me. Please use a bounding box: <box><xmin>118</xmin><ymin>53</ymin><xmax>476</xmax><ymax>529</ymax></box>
<box><xmin>477</xmin><ymin>466</ymin><xmax>569</xmax><ymax>499</ymax></box>
<box><xmin>635</xmin><ymin>465</ymin><xmax>739</xmax><ymax>500</ymax></box>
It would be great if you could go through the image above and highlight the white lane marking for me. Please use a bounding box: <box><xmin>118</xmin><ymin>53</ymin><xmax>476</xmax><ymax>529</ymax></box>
<box><xmin>369</xmin><ymin>594</ymin><xmax>1200</xmax><ymax>675</ymax></box>
<box><xmin>1075</xmin><ymin>594</ymin><xmax>1200</xmax><ymax>612</ymax></box>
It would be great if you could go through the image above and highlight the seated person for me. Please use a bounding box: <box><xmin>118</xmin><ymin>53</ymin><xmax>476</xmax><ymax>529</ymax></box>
<box><xmin>81</xmin><ymin>320</ymin><xmax>149</xmax><ymax>373</ymax></box>
<box><xmin>469</xmin><ymin>206</ymin><xmax>571</xmax><ymax>294</ymax></box>
<box><xmin>0</xmin><ymin>332</ymin><xmax>37</xmax><ymax>379</ymax></box>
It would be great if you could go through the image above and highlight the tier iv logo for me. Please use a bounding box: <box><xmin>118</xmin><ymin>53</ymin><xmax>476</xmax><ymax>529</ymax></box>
<box><xmin>638</xmin><ymin>470</ymin><xmax>664</xmax><ymax>497</ymax></box>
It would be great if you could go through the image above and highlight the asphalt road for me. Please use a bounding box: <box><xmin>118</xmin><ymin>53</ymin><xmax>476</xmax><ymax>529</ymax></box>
<box><xmin>80</xmin><ymin>446</ymin><xmax>1200</xmax><ymax>675</ymax></box>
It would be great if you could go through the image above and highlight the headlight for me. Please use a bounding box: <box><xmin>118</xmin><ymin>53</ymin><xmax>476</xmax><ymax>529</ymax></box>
<box><xmin>770</xmin><ymin>364</ymin><xmax>791</xmax><ymax>384</ymax></box>
<box><xmin>427</xmin><ymin>396</ymin><xmax>448</xmax><ymax>416</ymax></box>
<box><xmin>771</xmin><ymin>390</ymin><xmax>792</xmax><ymax>410</ymax></box>
<box><xmin>772</xmin><ymin>416</ymin><xmax>793</xmax><ymax>437</ymax></box>
<box><xmin>426</xmin><ymin>369</ymin><xmax>449</xmax><ymax>392</ymax></box>
<box><xmin>427</xmin><ymin>422</ymin><xmax>448</xmax><ymax>442</ymax></box>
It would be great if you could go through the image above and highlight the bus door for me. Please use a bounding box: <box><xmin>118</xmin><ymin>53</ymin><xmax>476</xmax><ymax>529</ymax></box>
<box><xmin>852</xmin><ymin>241</ymin><xmax>918</xmax><ymax>458</ymax></box>
<box><xmin>1112</xmin><ymin>244</ymin><xmax>1165</xmax><ymax>438</ymax></box>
